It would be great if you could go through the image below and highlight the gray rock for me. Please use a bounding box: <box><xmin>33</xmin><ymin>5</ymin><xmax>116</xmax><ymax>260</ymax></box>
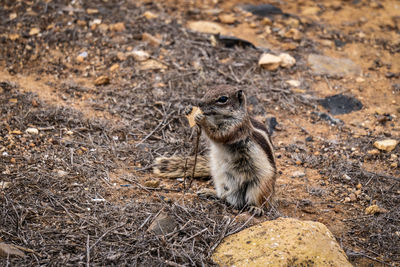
<box><xmin>308</xmin><ymin>54</ymin><xmax>361</xmax><ymax>76</ymax></box>
<box><xmin>147</xmin><ymin>212</ymin><xmax>177</xmax><ymax>235</ymax></box>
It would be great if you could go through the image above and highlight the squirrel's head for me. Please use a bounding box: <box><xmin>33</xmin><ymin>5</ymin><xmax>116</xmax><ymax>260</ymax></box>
<box><xmin>198</xmin><ymin>85</ymin><xmax>248</xmax><ymax>121</ymax></box>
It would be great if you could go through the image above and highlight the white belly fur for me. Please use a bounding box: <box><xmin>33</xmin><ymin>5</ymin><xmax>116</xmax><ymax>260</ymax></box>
<box><xmin>209</xmin><ymin>138</ymin><xmax>275</xmax><ymax>207</ymax></box>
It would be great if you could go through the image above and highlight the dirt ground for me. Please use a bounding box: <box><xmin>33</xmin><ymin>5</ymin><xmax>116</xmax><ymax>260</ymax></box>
<box><xmin>1</xmin><ymin>0</ymin><xmax>399</xmax><ymax>266</ymax></box>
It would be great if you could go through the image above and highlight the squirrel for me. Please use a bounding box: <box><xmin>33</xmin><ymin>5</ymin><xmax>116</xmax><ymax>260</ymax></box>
<box><xmin>154</xmin><ymin>85</ymin><xmax>277</xmax><ymax>215</ymax></box>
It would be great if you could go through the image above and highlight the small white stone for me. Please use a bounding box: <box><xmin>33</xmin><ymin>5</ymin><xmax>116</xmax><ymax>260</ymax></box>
<box><xmin>343</xmin><ymin>174</ymin><xmax>352</xmax><ymax>181</ymax></box>
<box><xmin>90</xmin><ymin>19</ymin><xmax>102</xmax><ymax>26</ymax></box>
<box><xmin>291</xmin><ymin>171</ymin><xmax>306</xmax><ymax>178</ymax></box>
<box><xmin>91</xmin><ymin>198</ymin><xmax>106</xmax><ymax>202</ymax></box>
<box><xmin>25</xmin><ymin>127</ymin><xmax>39</xmax><ymax>135</ymax></box>
<box><xmin>286</xmin><ymin>79</ymin><xmax>301</xmax><ymax>87</ymax></box>
<box><xmin>258</xmin><ymin>53</ymin><xmax>282</xmax><ymax>71</ymax></box>
<box><xmin>279</xmin><ymin>53</ymin><xmax>296</xmax><ymax>68</ymax></box>
<box><xmin>129</xmin><ymin>50</ymin><xmax>150</xmax><ymax>62</ymax></box>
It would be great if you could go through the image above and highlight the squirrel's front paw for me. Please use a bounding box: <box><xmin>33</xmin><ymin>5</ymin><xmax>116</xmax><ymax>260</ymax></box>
<box><xmin>197</xmin><ymin>188</ymin><xmax>217</xmax><ymax>199</ymax></box>
<box><xmin>194</xmin><ymin>113</ymin><xmax>205</xmax><ymax>124</ymax></box>
<box><xmin>248</xmin><ymin>206</ymin><xmax>264</xmax><ymax>216</ymax></box>
<box><xmin>184</xmin><ymin>105</ymin><xmax>194</xmax><ymax>116</ymax></box>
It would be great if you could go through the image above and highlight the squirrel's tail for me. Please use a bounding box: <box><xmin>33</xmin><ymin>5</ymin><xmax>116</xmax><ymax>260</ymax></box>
<box><xmin>153</xmin><ymin>156</ymin><xmax>210</xmax><ymax>178</ymax></box>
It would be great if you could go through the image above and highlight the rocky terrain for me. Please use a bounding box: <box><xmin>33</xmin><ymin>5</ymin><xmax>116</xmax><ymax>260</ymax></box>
<box><xmin>1</xmin><ymin>0</ymin><xmax>399</xmax><ymax>266</ymax></box>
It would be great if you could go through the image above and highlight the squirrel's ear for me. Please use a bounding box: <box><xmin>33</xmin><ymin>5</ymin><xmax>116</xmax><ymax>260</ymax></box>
<box><xmin>237</xmin><ymin>90</ymin><xmax>244</xmax><ymax>105</ymax></box>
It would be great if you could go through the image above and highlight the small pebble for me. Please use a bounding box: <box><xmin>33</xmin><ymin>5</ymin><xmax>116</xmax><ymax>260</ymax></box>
<box><xmin>110</xmin><ymin>22</ymin><xmax>126</xmax><ymax>32</ymax></box>
<box><xmin>25</xmin><ymin>127</ymin><xmax>39</xmax><ymax>135</ymax></box>
<box><xmin>286</xmin><ymin>79</ymin><xmax>301</xmax><ymax>87</ymax></box>
<box><xmin>291</xmin><ymin>171</ymin><xmax>306</xmax><ymax>178</ymax></box>
<box><xmin>130</xmin><ymin>50</ymin><xmax>150</xmax><ymax>62</ymax></box>
<box><xmin>109</xmin><ymin>64</ymin><xmax>119</xmax><ymax>72</ymax></box>
<box><xmin>94</xmin><ymin>75</ymin><xmax>110</xmax><ymax>86</ymax></box>
<box><xmin>144</xmin><ymin>180</ymin><xmax>160</xmax><ymax>188</ymax></box>
<box><xmin>343</xmin><ymin>174</ymin><xmax>351</xmax><ymax>181</ymax></box>
<box><xmin>367</xmin><ymin>149</ymin><xmax>380</xmax><ymax>155</ymax></box>
<box><xmin>143</xmin><ymin>11</ymin><xmax>158</xmax><ymax>19</ymax></box>
<box><xmin>365</xmin><ymin>204</ymin><xmax>388</xmax><ymax>215</ymax></box>
<box><xmin>219</xmin><ymin>13</ymin><xmax>236</xmax><ymax>24</ymax></box>
<box><xmin>142</xmin><ymin>33</ymin><xmax>162</xmax><ymax>47</ymax></box>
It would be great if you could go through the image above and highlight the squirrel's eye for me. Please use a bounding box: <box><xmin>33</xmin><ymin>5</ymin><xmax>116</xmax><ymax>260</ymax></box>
<box><xmin>216</xmin><ymin>96</ymin><xmax>228</xmax><ymax>103</ymax></box>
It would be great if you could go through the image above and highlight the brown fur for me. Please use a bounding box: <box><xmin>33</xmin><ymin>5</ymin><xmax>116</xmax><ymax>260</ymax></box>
<box><xmin>153</xmin><ymin>85</ymin><xmax>277</xmax><ymax>214</ymax></box>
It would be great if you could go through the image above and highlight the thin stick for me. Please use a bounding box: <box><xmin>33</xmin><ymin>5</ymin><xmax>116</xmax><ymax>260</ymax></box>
<box><xmin>86</xmin><ymin>234</ymin><xmax>90</xmax><ymax>267</ymax></box>
<box><xmin>181</xmin><ymin>228</ymin><xmax>208</xmax><ymax>242</ymax></box>
<box><xmin>188</xmin><ymin>126</ymin><xmax>201</xmax><ymax>189</ymax></box>
<box><xmin>361</xmin><ymin>170</ymin><xmax>400</xmax><ymax>182</ymax></box>
<box><xmin>135</xmin><ymin>111</ymin><xmax>174</xmax><ymax>147</ymax></box>
<box><xmin>183</xmin><ymin>158</ymin><xmax>188</xmax><ymax>191</ymax></box>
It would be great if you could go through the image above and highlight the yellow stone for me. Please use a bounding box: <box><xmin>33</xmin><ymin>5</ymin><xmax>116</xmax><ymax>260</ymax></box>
<box><xmin>139</xmin><ymin>59</ymin><xmax>167</xmax><ymax>71</ymax></box>
<box><xmin>29</xmin><ymin>27</ymin><xmax>40</xmax><ymax>35</ymax></box>
<box><xmin>110</xmin><ymin>22</ymin><xmax>126</xmax><ymax>32</ymax></box>
<box><xmin>143</xmin><ymin>11</ymin><xmax>158</xmax><ymax>19</ymax></box>
<box><xmin>8</xmin><ymin>33</ymin><xmax>20</xmax><ymax>41</ymax></box>
<box><xmin>11</xmin><ymin>130</ymin><xmax>22</xmax><ymax>135</ymax></box>
<box><xmin>86</xmin><ymin>8</ymin><xmax>99</xmax><ymax>14</ymax></box>
<box><xmin>186</xmin><ymin>21</ymin><xmax>227</xmax><ymax>35</ymax></box>
<box><xmin>261</xmin><ymin>18</ymin><xmax>272</xmax><ymax>25</ymax></box>
<box><xmin>367</xmin><ymin>149</ymin><xmax>380</xmax><ymax>155</ymax></box>
<box><xmin>213</xmin><ymin>218</ymin><xmax>352</xmax><ymax>267</ymax></box>
<box><xmin>365</xmin><ymin>204</ymin><xmax>388</xmax><ymax>215</ymax></box>
<box><xmin>76</xmin><ymin>55</ymin><xmax>85</xmax><ymax>63</ymax></box>
<box><xmin>302</xmin><ymin>6</ymin><xmax>320</xmax><ymax>16</ymax></box>
<box><xmin>284</xmin><ymin>28</ymin><xmax>302</xmax><ymax>41</ymax></box>
<box><xmin>219</xmin><ymin>14</ymin><xmax>236</xmax><ymax>24</ymax></box>
<box><xmin>144</xmin><ymin>180</ymin><xmax>160</xmax><ymax>188</ymax></box>
<box><xmin>94</xmin><ymin>75</ymin><xmax>110</xmax><ymax>86</ymax></box>
<box><xmin>109</xmin><ymin>63</ymin><xmax>119</xmax><ymax>72</ymax></box>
